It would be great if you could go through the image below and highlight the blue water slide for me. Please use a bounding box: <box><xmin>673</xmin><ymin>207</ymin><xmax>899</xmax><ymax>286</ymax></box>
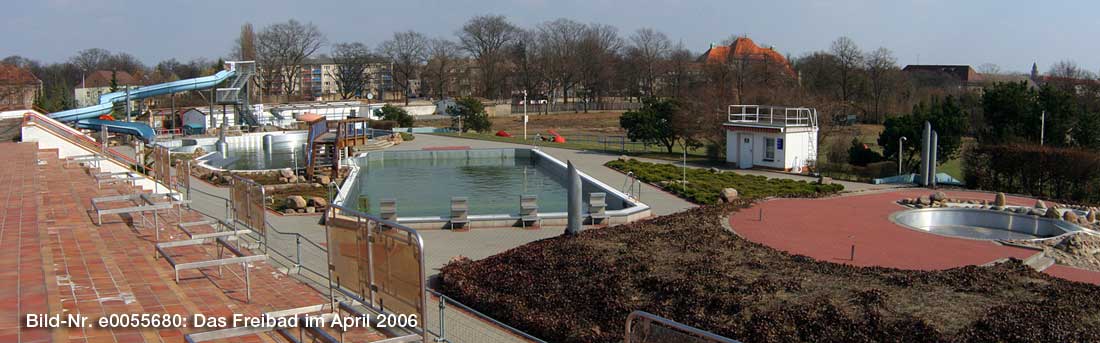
<box><xmin>48</xmin><ymin>70</ymin><xmax>236</xmax><ymax>142</ymax></box>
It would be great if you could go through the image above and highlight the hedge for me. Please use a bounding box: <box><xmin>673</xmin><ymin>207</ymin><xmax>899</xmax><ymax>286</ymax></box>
<box><xmin>606</xmin><ymin>159</ymin><xmax>843</xmax><ymax>204</ymax></box>
<box><xmin>964</xmin><ymin>144</ymin><xmax>1100</xmax><ymax>204</ymax></box>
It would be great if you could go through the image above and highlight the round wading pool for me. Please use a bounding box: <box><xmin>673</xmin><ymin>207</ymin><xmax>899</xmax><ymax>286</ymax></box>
<box><xmin>890</xmin><ymin>208</ymin><xmax>1083</xmax><ymax>241</ymax></box>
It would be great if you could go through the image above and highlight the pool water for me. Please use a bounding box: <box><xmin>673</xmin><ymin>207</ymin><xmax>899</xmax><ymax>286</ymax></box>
<box><xmin>193</xmin><ymin>142</ymin><xmax>307</xmax><ymax>170</ymax></box>
<box><xmin>350</xmin><ymin>156</ymin><xmax>576</xmax><ymax>217</ymax></box>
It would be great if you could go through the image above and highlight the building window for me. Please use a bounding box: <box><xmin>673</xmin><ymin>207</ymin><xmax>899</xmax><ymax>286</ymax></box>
<box><xmin>764</xmin><ymin>137</ymin><xmax>776</xmax><ymax>162</ymax></box>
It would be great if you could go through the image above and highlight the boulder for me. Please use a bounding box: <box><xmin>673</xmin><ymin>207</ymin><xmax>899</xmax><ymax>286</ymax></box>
<box><xmin>1028</xmin><ymin>208</ymin><xmax>1044</xmax><ymax>216</ymax></box>
<box><xmin>720</xmin><ymin>188</ymin><xmax>739</xmax><ymax>202</ymax></box>
<box><xmin>994</xmin><ymin>192</ymin><xmax>1007</xmax><ymax>207</ymax></box>
<box><xmin>279</xmin><ymin>177</ymin><xmax>289</xmax><ymax>183</ymax></box>
<box><xmin>193</xmin><ymin>147</ymin><xmax>206</xmax><ymax>156</ymax></box>
<box><xmin>283</xmin><ymin>208</ymin><xmax>295</xmax><ymax>214</ymax></box>
<box><xmin>285</xmin><ymin>196</ymin><xmax>307</xmax><ymax>209</ymax></box>
<box><xmin>1035</xmin><ymin>200</ymin><xmax>1047</xmax><ymax>209</ymax></box>
<box><xmin>930</xmin><ymin>191</ymin><xmax>947</xmax><ymax>202</ymax></box>
<box><xmin>1045</xmin><ymin>208</ymin><xmax>1062</xmax><ymax>219</ymax></box>
<box><xmin>279</xmin><ymin>168</ymin><xmax>295</xmax><ymax>179</ymax></box>
<box><xmin>708</xmin><ymin>167</ymin><xmax>721</xmax><ymax>173</ymax></box>
<box><xmin>818</xmin><ymin>176</ymin><xmax>833</xmax><ymax>185</ymax></box>
<box><xmin>297</xmin><ymin>208</ymin><xmax>306</xmax><ymax>213</ymax></box>
<box><xmin>316</xmin><ymin>175</ymin><xmax>331</xmax><ymax>184</ymax></box>
<box><xmin>308</xmin><ymin>196</ymin><xmax>328</xmax><ymax>208</ymax></box>
<box><xmin>918</xmin><ymin>196</ymin><xmax>930</xmax><ymax>206</ymax></box>
<box><xmin>618</xmin><ymin>155</ymin><xmax>629</xmax><ymax>161</ymax></box>
<box><xmin>305</xmin><ymin>206</ymin><xmax>316</xmax><ymax>214</ymax></box>
<box><xmin>1088</xmin><ymin>210</ymin><xmax>1097</xmax><ymax>222</ymax></box>
<box><xmin>1063</xmin><ymin>210</ymin><xmax>1079</xmax><ymax>222</ymax></box>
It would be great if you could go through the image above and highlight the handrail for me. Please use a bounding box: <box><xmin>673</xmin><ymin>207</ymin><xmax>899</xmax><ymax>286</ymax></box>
<box><xmin>625</xmin><ymin>311</ymin><xmax>740</xmax><ymax>343</ymax></box>
<box><xmin>727</xmin><ymin>105</ymin><xmax>817</xmax><ymax>127</ymax></box>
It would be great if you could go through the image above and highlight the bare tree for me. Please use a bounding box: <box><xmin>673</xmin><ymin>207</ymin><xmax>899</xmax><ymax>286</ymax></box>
<box><xmin>535</xmin><ymin>18</ymin><xmax>586</xmax><ymax>109</ymax></box>
<box><xmin>379</xmin><ymin>31</ymin><xmax>428</xmax><ymax>105</ymax></box>
<box><xmin>70</xmin><ymin>48</ymin><xmax>111</xmax><ymax>73</ymax></box>
<box><xmin>576</xmin><ymin>23</ymin><xmax>621</xmax><ymax>109</ymax></box>
<box><xmin>977</xmin><ymin>63</ymin><xmax>1001</xmax><ymax>75</ymax></box>
<box><xmin>328</xmin><ymin>42</ymin><xmax>373</xmax><ymax>100</ymax></box>
<box><xmin>457</xmin><ymin>15</ymin><xmax>519</xmax><ymax>99</ymax></box>
<box><xmin>233</xmin><ymin>23</ymin><xmax>257</xmax><ymax>61</ymax></box>
<box><xmin>665</xmin><ymin>43</ymin><xmax>695</xmax><ymax>98</ymax></box>
<box><xmin>423</xmin><ymin>38</ymin><xmax>463</xmax><ymax>100</ymax></box>
<box><xmin>104</xmin><ymin>52</ymin><xmax>145</xmax><ymax>75</ymax></box>
<box><xmin>626</xmin><ymin>28</ymin><xmax>671</xmax><ymax>97</ymax></box>
<box><xmin>865</xmin><ymin>47</ymin><xmax>898</xmax><ymax>121</ymax></box>
<box><xmin>509</xmin><ymin>29</ymin><xmax>545</xmax><ymax>108</ymax></box>
<box><xmin>256</xmin><ymin>19</ymin><xmax>326</xmax><ymax>100</ymax></box>
<box><xmin>830</xmin><ymin>36</ymin><xmax>863</xmax><ymax>103</ymax></box>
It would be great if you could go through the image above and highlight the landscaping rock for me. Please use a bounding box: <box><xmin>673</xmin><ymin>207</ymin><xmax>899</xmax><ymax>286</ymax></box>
<box><xmin>1045</xmin><ymin>208</ymin><xmax>1062</xmax><ymax>219</ymax></box>
<box><xmin>308</xmin><ymin>196</ymin><xmax>328</xmax><ymax>208</ymax></box>
<box><xmin>1035</xmin><ymin>200</ymin><xmax>1047</xmax><ymax>209</ymax></box>
<box><xmin>818</xmin><ymin>176</ymin><xmax>833</xmax><ymax>185</ymax></box>
<box><xmin>305</xmin><ymin>206</ymin><xmax>316</xmax><ymax>214</ymax></box>
<box><xmin>283</xmin><ymin>208</ymin><xmax>295</xmax><ymax>214</ymax></box>
<box><xmin>720</xmin><ymin>188</ymin><xmax>739</xmax><ymax>202</ymax></box>
<box><xmin>994</xmin><ymin>192</ymin><xmax>1007</xmax><ymax>207</ymax></box>
<box><xmin>286</xmin><ymin>196</ymin><xmax>307</xmax><ymax>209</ymax></box>
<box><xmin>618</xmin><ymin>155</ymin><xmax>629</xmax><ymax>161</ymax></box>
<box><xmin>708</xmin><ymin>167</ymin><xmax>721</xmax><ymax>173</ymax></box>
<box><xmin>297</xmin><ymin>208</ymin><xmax>306</xmax><ymax>213</ymax></box>
<box><xmin>316</xmin><ymin>175</ymin><xmax>331</xmax><ymax>184</ymax></box>
<box><xmin>193</xmin><ymin>147</ymin><xmax>206</xmax><ymax>156</ymax></box>
<box><xmin>279</xmin><ymin>168</ymin><xmax>295</xmax><ymax>179</ymax></box>
<box><xmin>1028</xmin><ymin>209</ymin><xmax>1044</xmax><ymax>216</ymax></box>
<box><xmin>279</xmin><ymin>177</ymin><xmax>289</xmax><ymax>183</ymax></box>
<box><xmin>1063</xmin><ymin>210</ymin><xmax>1079</xmax><ymax>222</ymax></box>
<box><xmin>931</xmin><ymin>191</ymin><xmax>947</xmax><ymax>202</ymax></box>
<box><xmin>918</xmin><ymin>196</ymin><xmax>930</xmax><ymax>206</ymax></box>
<box><xmin>1088</xmin><ymin>210</ymin><xmax>1097</xmax><ymax>222</ymax></box>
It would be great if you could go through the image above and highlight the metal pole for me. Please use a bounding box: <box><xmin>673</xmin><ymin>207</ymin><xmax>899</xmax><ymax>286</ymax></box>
<box><xmin>565</xmin><ymin>161</ymin><xmax>582</xmax><ymax>235</ymax></box>
<box><xmin>523</xmin><ymin>89</ymin><xmax>528</xmax><ymax>141</ymax></box>
<box><xmin>898</xmin><ymin>136</ymin><xmax>906</xmax><ymax>175</ymax></box>
<box><xmin>436</xmin><ymin>296</ymin><xmax>447</xmax><ymax>342</ymax></box>
<box><xmin>1040</xmin><ymin>110</ymin><xmax>1045</xmax><ymax>146</ymax></box>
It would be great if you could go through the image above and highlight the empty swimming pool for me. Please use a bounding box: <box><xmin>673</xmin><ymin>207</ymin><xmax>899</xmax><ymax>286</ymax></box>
<box><xmin>173</xmin><ymin>133</ymin><xmax>308</xmax><ymax>170</ymax></box>
<box><xmin>891</xmin><ymin>208</ymin><xmax>1084</xmax><ymax>240</ymax></box>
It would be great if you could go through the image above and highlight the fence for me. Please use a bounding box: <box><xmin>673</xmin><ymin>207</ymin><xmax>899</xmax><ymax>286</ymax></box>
<box><xmin>625</xmin><ymin>311</ymin><xmax>740</xmax><ymax>343</ymax></box>
<box><xmin>510</xmin><ymin>102</ymin><xmax>641</xmax><ymax>114</ymax></box>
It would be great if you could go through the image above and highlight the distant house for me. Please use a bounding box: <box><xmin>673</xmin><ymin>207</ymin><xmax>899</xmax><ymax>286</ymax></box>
<box><xmin>902</xmin><ymin>65</ymin><xmax>982</xmax><ymax>89</ymax></box>
<box><xmin>976</xmin><ymin>73</ymin><xmax>1039</xmax><ymax>91</ymax></box>
<box><xmin>698</xmin><ymin>37</ymin><xmax>796</xmax><ymax>77</ymax></box>
<box><xmin>0</xmin><ymin>64</ymin><xmax>42</xmax><ymax>111</ymax></box>
<box><xmin>179</xmin><ymin>108</ymin><xmax>207</xmax><ymax>134</ymax></box>
<box><xmin>74</xmin><ymin>70</ymin><xmax>140</xmax><ymax>107</ymax></box>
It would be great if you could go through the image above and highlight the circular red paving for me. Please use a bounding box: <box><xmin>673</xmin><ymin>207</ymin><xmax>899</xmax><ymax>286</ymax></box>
<box><xmin>728</xmin><ymin>188</ymin><xmax>1100</xmax><ymax>284</ymax></box>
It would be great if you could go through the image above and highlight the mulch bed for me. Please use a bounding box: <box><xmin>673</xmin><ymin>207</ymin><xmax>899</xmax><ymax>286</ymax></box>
<box><xmin>440</xmin><ymin>202</ymin><xmax>1100</xmax><ymax>343</ymax></box>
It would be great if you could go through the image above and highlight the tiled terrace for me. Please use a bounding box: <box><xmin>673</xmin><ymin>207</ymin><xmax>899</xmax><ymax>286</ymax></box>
<box><xmin>1</xmin><ymin>142</ymin><xmax>386</xmax><ymax>343</ymax></box>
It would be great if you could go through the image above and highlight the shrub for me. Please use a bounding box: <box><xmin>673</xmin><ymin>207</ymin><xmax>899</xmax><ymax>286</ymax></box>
<box><xmin>374</xmin><ymin>104</ymin><xmax>414</xmax><ymax>128</ymax></box>
<box><xmin>847</xmin><ymin>138</ymin><xmax>883</xmax><ymax>166</ymax></box>
<box><xmin>447</xmin><ymin>97</ymin><xmax>492</xmax><ymax>133</ymax></box>
<box><xmin>606</xmin><ymin>159</ymin><xmax>843</xmax><ymax>204</ymax></box>
<box><xmin>399</xmin><ymin>132</ymin><xmax>414</xmax><ymax>141</ymax></box>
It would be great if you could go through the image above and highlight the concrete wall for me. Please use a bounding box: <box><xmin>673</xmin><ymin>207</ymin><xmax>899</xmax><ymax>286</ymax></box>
<box><xmin>22</xmin><ymin>120</ymin><xmax>166</xmax><ymax>192</ymax></box>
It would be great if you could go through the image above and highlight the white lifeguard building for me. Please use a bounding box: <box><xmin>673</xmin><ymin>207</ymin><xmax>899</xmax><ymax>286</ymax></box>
<box><xmin>723</xmin><ymin>105</ymin><xmax>818</xmax><ymax>172</ymax></box>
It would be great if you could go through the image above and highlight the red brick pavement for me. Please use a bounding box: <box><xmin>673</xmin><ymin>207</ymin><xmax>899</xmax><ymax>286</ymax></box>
<box><xmin>729</xmin><ymin>188</ymin><xmax>1100</xmax><ymax>284</ymax></box>
<box><xmin>1</xmin><ymin>143</ymin><xmax>387</xmax><ymax>343</ymax></box>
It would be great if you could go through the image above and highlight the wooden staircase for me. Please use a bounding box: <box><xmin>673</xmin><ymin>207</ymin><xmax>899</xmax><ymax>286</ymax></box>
<box><xmin>308</xmin><ymin>139</ymin><xmax>341</xmax><ymax>180</ymax></box>
<box><xmin>305</xmin><ymin>117</ymin><xmax>392</xmax><ymax>180</ymax></box>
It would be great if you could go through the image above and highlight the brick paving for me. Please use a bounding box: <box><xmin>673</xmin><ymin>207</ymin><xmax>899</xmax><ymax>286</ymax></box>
<box><xmin>0</xmin><ymin>142</ymin><xmax>387</xmax><ymax>343</ymax></box>
<box><xmin>729</xmin><ymin>188</ymin><xmax>1100</xmax><ymax>284</ymax></box>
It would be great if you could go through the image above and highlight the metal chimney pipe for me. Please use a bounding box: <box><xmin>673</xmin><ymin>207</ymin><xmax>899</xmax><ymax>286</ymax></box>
<box><xmin>930</xmin><ymin>130</ymin><xmax>938</xmax><ymax>189</ymax></box>
<box><xmin>566</xmin><ymin>161</ymin><xmax>582</xmax><ymax>235</ymax></box>
<box><xmin>920</xmin><ymin>121</ymin><xmax>931</xmax><ymax>186</ymax></box>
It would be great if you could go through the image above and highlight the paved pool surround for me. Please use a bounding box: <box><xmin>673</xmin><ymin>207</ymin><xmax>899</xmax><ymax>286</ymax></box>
<box><xmin>334</xmin><ymin>148</ymin><xmax>651</xmax><ymax>230</ymax></box>
<box><xmin>171</xmin><ymin>131</ymin><xmax>309</xmax><ymax>171</ymax></box>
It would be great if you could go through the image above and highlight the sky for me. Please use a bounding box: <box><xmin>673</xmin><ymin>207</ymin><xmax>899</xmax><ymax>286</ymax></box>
<box><xmin>2</xmin><ymin>0</ymin><xmax>1097</xmax><ymax>74</ymax></box>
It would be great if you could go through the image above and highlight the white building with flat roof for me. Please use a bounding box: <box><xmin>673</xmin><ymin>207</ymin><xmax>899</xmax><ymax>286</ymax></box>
<box><xmin>723</xmin><ymin>105</ymin><xmax>818</xmax><ymax>172</ymax></box>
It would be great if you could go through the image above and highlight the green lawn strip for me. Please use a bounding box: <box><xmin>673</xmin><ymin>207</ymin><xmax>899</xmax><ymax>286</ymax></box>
<box><xmin>606</xmin><ymin>159</ymin><xmax>843</xmax><ymax>204</ymax></box>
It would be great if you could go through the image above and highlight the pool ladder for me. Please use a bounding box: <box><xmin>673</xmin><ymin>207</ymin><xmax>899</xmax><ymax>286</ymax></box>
<box><xmin>622</xmin><ymin>171</ymin><xmax>642</xmax><ymax>201</ymax></box>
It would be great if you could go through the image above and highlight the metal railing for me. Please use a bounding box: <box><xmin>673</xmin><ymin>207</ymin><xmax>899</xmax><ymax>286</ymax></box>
<box><xmin>727</xmin><ymin>105</ymin><xmax>817</xmax><ymax>127</ymax></box>
<box><xmin>426</xmin><ymin>289</ymin><xmax>547</xmax><ymax>343</ymax></box>
<box><xmin>511</xmin><ymin>101</ymin><xmax>642</xmax><ymax>114</ymax></box>
<box><xmin>625</xmin><ymin>311</ymin><xmax>740</xmax><ymax>343</ymax></box>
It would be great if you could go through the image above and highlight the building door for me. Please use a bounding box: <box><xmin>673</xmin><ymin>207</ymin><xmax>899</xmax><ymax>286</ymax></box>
<box><xmin>739</xmin><ymin>133</ymin><xmax>753</xmax><ymax>169</ymax></box>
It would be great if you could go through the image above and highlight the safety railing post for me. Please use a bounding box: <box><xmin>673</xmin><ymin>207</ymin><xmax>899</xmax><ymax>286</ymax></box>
<box><xmin>435</xmin><ymin>296</ymin><xmax>447</xmax><ymax>343</ymax></box>
<box><xmin>295</xmin><ymin>235</ymin><xmax>302</xmax><ymax>272</ymax></box>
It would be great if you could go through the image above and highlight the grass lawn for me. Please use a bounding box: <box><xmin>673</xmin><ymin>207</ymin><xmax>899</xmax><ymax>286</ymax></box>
<box><xmin>606</xmin><ymin>159</ymin><xmax>843</xmax><ymax>204</ymax></box>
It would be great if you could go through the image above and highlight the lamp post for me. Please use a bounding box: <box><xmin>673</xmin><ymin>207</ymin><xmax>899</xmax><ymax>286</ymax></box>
<box><xmin>523</xmin><ymin>89</ymin><xmax>528</xmax><ymax>142</ymax></box>
<box><xmin>898</xmin><ymin>136</ymin><xmax>907</xmax><ymax>175</ymax></box>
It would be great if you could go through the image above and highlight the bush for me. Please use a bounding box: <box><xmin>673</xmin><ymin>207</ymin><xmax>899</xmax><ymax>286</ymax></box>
<box><xmin>399</xmin><ymin>132</ymin><xmax>414</xmax><ymax>141</ymax></box>
<box><xmin>369</xmin><ymin>120</ymin><xmax>398</xmax><ymax>131</ymax></box>
<box><xmin>374</xmin><ymin>104</ymin><xmax>414</xmax><ymax>128</ymax></box>
<box><xmin>965</xmin><ymin>144</ymin><xmax>1100</xmax><ymax>204</ymax></box>
<box><xmin>847</xmin><ymin>138</ymin><xmax>883</xmax><ymax>166</ymax></box>
<box><xmin>606</xmin><ymin>159</ymin><xmax>843</xmax><ymax>204</ymax></box>
<box><xmin>447</xmin><ymin>97</ymin><xmax>492</xmax><ymax>133</ymax></box>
